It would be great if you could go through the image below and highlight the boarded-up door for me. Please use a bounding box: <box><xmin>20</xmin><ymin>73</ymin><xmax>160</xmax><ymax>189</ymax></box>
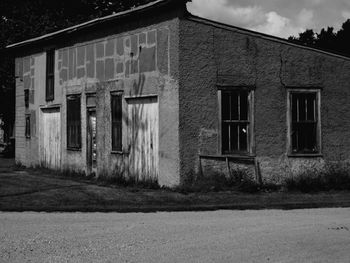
<box><xmin>127</xmin><ymin>97</ymin><xmax>159</xmax><ymax>181</ymax></box>
<box><xmin>40</xmin><ymin>109</ymin><xmax>61</xmax><ymax>169</ymax></box>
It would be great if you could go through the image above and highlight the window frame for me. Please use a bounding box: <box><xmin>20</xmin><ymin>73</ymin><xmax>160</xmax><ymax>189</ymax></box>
<box><xmin>218</xmin><ymin>86</ymin><xmax>255</xmax><ymax>156</ymax></box>
<box><xmin>66</xmin><ymin>95</ymin><xmax>82</xmax><ymax>150</ymax></box>
<box><xmin>287</xmin><ymin>88</ymin><xmax>322</xmax><ymax>156</ymax></box>
<box><xmin>111</xmin><ymin>91</ymin><xmax>123</xmax><ymax>153</ymax></box>
<box><xmin>46</xmin><ymin>49</ymin><xmax>55</xmax><ymax>102</ymax></box>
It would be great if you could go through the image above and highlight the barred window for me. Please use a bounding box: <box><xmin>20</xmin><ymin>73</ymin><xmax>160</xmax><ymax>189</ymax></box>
<box><xmin>111</xmin><ymin>93</ymin><xmax>123</xmax><ymax>152</ymax></box>
<box><xmin>46</xmin><ymin>50</ymin><xmax>55</xmax><ymax>101</ymax></box>
<box><xmin>290</xmin><ymin>91</ymin><xmax>320</xmax><ymax>154</ymax></box>
<box><xmin>67</xmin><ymin>95</ymin><xmax>81</xmax><ymax>149</ymax></box>
<box><xmin>222</xmin><ymin>90</ymin><xmax>250</xmax><ymax>154</ymax></box>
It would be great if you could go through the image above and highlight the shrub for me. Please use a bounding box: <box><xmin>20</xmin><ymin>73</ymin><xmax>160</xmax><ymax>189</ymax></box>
<box><xmin>285</xmin><ymin>162</ymin><xmax>350</xmax><ymax>192</ymax></box>
<box><xmin>179</xmin><ymin>169</ymin><xmax>260</xmax><ymax>193</ymax></box>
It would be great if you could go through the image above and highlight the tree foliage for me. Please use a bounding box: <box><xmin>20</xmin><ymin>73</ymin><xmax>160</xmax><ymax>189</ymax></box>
<box><xmin>288</xmin><ymin>19</ymin><xmax>350</xmax><ymax>57</ymax></box>
<box><xmin>0</xmin><ymin>0</ymin><xmax>150</xmax><ymax>140</ymax></box>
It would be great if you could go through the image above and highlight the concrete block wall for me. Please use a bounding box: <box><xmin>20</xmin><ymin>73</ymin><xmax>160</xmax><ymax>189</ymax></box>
<box><xmin>179</xmin><ymin>18</ymin><xmax>350</xmax><ymax>184</ymax></box>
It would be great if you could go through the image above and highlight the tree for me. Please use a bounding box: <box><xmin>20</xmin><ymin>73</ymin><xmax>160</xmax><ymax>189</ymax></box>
<box><xmin>0</xmin><ymin>0</ymin><xmax>150</xmax><ymax>142</ymax></box>
<box><xmin>288</xmin><ymin>19</ymin><xmax>350</xmax><ymax>57</ymax></box>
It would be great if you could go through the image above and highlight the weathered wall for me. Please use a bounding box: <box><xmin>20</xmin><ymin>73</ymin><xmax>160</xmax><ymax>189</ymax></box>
<box><xmin>15</xmin><ymin>53</ymin><xmax>47</xmax><ymax>167</ymax></box>
<box><xmin>15</xmin><ymin>11</ymin><xmax>181</xmax><ymax>186</ymax></box>
<box><xmin>179</xmin><ymin>18</ymin><xmax>350</xmax><ymax>184</ymax></box>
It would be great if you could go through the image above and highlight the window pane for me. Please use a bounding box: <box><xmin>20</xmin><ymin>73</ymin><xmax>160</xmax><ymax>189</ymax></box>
<box><xmin>230</xmin><ymin>92</ymin><xmax>239</xmax><ymax>120</ymax></box>
<box><xmin>67</xmin><ymin>96</ymin><xmax>81</xmax><ymax>148</ymax></box>
<box><xmin>230</xmin><ymin>123</ymin><xmax>238</xmax><ymax>151</ymax></box>
<box><xmin>239</xmin><ymin>124</ymin><xmax>248</xmax><ymax>151</ymax></box>
<box><xmin>222</xmin><ymin>92</ymin><xmax>230</xmax><ymax>120</ymax></box>
<box><xmin>298</xmin><ymin>94</ymin><xmax>306</xmax><ymax>121</ymax></box>
<box><xmin>46</xmin><ymin>50</ymin><xmax>55</xmax><ymax>101</ymax></box>
<box><xmin>306</xmin><ymin>93</ymin><xmax>316</xmax><ymax>121</ymax></box>
<box><xmin>222</xmin><ymin>122</ymin><xmax>230</xmax><ymax>153</ymax></box>
<box><xmin>304</xmin><ymin>123</ymin><xmax>317</xmax><ymax>152</ymax></box>
<box><xmin>291</xmin><ymin>109</ymin><xmax>318</xmax><ymax>153</ymax></box>
<box><xmin>240</xmin><ymin>91</ymin><xmax>248</xmax><ymax>121</ymax></box>
<box><xmin>111</xmin><ymin>94</ymin><xmax>123</xmax><ymax>151</ymax></box>
<box><xmin>291</xmin><ymin>94</ymin><xmax>298</xmax><ymax>121</ymax></box>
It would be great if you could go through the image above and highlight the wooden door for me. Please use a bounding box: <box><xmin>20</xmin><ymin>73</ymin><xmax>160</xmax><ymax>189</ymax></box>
<box><xmin>127</xmin><ymin>97</ymin><xmax>159</xmax><ymax>181</ymax></box>
<box><xmin>40</xmin><ymin>109</ymin><xmax>61</xmax><ymax>169</ymax></box>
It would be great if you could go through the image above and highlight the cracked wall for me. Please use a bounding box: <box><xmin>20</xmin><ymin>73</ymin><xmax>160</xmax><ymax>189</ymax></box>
<box><xmin>179</xmin><ymin>18</ymin><xmax>350</xmax><ymax>184</ymax></box>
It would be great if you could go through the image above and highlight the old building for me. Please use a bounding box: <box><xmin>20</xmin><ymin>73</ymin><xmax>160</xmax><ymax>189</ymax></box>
<box><xmin>7</xmin><ymin>0</ymin><xmax>350</xmax><ymax>186</ymax></box>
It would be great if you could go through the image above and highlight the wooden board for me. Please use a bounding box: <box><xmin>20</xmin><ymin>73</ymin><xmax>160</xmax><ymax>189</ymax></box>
<box><xmin>39</xmin><ymin>109</ymin><xmax>61</xmax><ymax>169</ymax></box>
<box><xmin>127</xmin><ymin>97</ymin><xmax>159</xmax><ymax>181</ymax></box>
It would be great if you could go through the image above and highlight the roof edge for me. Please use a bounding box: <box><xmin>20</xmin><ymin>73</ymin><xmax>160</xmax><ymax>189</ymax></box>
<box><xmin>6</xmin><ymin>0</ymin><xmax>187</xmax><ymax>50</ymax></box>
<box><xmin>186</xmin><ymin>14</ymin><xmax>350</xmax><ymax>61</ymax></box>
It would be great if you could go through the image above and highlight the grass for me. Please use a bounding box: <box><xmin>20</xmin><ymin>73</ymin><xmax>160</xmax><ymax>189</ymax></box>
<box><xmin>1</xmin><ymin>165</ymin><xmax>350</xmax><ymax>212</ymax></box>
<box><xmin>285</xmin><ymin>162</ymin><xmax>350</xmax><ymax>193</ymax></box>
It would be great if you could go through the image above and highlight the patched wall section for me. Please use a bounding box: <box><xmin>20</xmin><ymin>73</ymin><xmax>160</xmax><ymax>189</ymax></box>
<box><xmin>179</xmin><ymin>18</ymin><xmax>350</xmax><ymax>184</ymax></box>
<box><xmin>56</xmin><ymin>19</ymin><xmax>180</xmax><ymax>186</ymax></box>
<box><xmin>15</xmin><ymin>53</ymin><xmax>47</xmax><ymax>167</ymax></box>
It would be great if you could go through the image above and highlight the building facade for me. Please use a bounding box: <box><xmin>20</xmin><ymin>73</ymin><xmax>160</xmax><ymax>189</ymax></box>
<box><xmin>8</xmin><ymin>0</ymin><xmax>350</xmax><ymax>186</ymax></box>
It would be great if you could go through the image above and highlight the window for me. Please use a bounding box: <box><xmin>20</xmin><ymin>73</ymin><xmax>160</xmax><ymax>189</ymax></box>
<box><xmin>221</xmin><ymin>89</ymin><xmax>252</xmax><ymax>154</ymax></box>
<box><xmin>289</xmin><ymin>90</ymin><xmax>321</xmax><ymax>154</ymax></box>
<box><xmin>67</xmin><ymin>95</ymin><xmax>81</xmax><ymax>149</ymax></box>
<box><xmin>46</xmin><ymin>50</ymin><xmax>55</xmax><ymax>101</ymax></box>
<box><xmin>24</xmin><ymin>89</ymin><xmax>29</xmax><ymax>108</ymax></box>
<box><xmin>25</xmin><ymin>115</ymin><xmax>30</xmax><ymax>138</ymax></box>
<box><xmin>111</xmin><ymin>93</ymin><xmax>123</xmax><ymax>152</ymax></box>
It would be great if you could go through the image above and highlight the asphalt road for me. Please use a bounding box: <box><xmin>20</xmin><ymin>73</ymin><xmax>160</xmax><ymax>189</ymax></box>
<box><xmin>0</xmin><ymin>209</ymin><xmax>350</xmax><ymax>262</ymax></box>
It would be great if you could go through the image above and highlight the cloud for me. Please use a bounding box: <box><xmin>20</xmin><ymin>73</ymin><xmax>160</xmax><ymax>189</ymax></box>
<box><xmin>251</xmin><ymin>12</ymin><xmax>301</xmax><ymax>38</ymax></box>
<box><xmin>187</xmin><ymin>0</ymin><xmax>265</xmax><ymax>28</ymax></box>
<box><xmin>187</xmin><ymin>0</ymin><xmax>315</xmax><ymax>38</ymax></box>
<box><xmin>342</xmin><ymin>11</ymin><xmax>350</xmax><ymax>20</ymax></box>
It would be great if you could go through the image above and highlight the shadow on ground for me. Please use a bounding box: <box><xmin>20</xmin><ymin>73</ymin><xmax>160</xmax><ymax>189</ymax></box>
<box><xmin>1</xmin><ymin>158</ymin><xmax>350</xmax><ymax>212</ymax></box>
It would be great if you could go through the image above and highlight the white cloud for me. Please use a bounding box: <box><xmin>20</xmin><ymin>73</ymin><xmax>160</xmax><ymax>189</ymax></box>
<box><xmin>342</xmin><ymin>11</ymin><xmax>350</xmax><ymax>20</ymax></box>
<box><xmin>187</xmin><ymin>0</ymin><xmax>314</xmax><ymax>38</ymax></box>
<box><xmin>187</xmin><ymin>0</ymin><xmax>266</xmax><ymax>28</ymax></box>
<box><xmin>251</xmin><ymin>12</ymin><xmax>303</xmax><ymax>38</ymax></box>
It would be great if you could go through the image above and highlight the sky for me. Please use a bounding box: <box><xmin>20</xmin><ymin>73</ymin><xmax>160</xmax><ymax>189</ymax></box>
<box><xmin>187</xmin><ymin>0</ymin><xmax>350</xmax><ymax>38</ymax></box>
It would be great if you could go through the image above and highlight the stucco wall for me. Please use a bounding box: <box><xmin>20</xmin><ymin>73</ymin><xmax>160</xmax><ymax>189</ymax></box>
<box><xmin>15</xmin><ymin>11</ymin><xmax>181</xmax><ymax>186</ymax></box>
<box><xmin>179</xmin><ymin>18</ymin><xmax>350</xmax><ymax>184</ymax></box>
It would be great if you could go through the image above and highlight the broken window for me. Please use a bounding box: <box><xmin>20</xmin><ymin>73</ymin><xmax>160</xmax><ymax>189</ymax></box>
<box><xmin>111</xmin><ymin>93</ymin><xmax>123</xmax><ymax>152</ymax></box>
<box><xmin>25</xmin><ymin>115</ymin><xmax>30</xmax><ymax>138</ymax></box>
<box><xmin>46</xmin><ymin>49</ymin><xmax>55</xmax><ymax>101</ymax></box>
<box><xmin>290</xmin><ymin>91</ymin><xmax>320</xmax><ymax>154</ymax></box>
<box><xmin>221</xmin><ymin>90</ymin><xmax>250</xmax><ymax>154</ymax></box>
<box><xmin>67</xmin><ymin>95</ymin><xmax>81</xmax><ymax>149</ymax></box>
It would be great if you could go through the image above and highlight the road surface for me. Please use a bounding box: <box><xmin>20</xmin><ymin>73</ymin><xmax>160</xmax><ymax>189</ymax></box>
<box><xmin>0</xmin><ymin>209</ymin><xmax>350</xmax><ymax>262</ymax></box>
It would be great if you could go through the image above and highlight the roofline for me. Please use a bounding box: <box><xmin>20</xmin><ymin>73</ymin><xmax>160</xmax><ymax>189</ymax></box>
<box><xmin>6</xmin><ymin>0</ymin><xmax>186</xmax><ymax>50</ymax></box>
<box><xmin>186</xmin><ymin>14</ymin><xmax>350</xmax><ymax>61</ymax></box>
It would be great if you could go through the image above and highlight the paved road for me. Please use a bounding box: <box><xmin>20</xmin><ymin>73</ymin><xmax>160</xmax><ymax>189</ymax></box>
<box><xmin>0</xmin><ymin>209</ymin><xmax>349</xmax><ymax>262</ymax></box>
